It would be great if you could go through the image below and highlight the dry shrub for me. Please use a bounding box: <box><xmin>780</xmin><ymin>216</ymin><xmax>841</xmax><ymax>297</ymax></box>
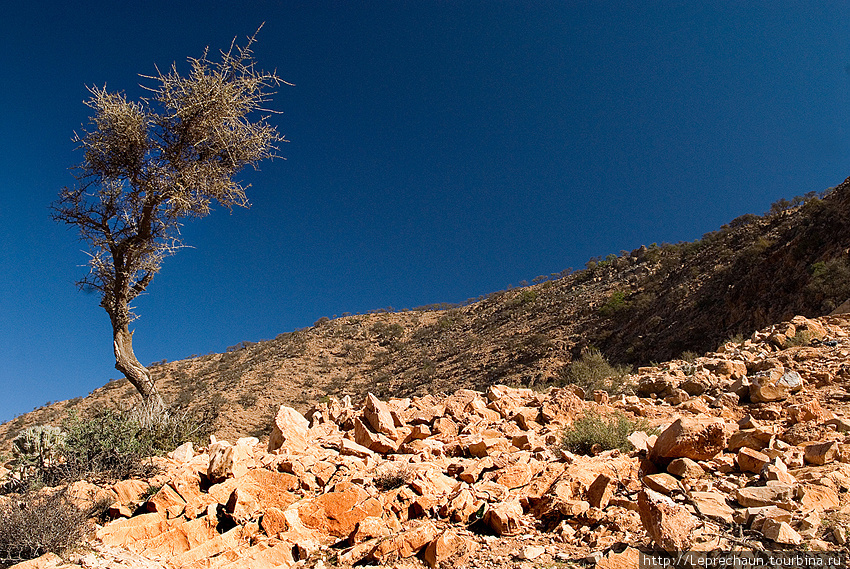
<box><xmin>0</xmin><ymin>488</ymin><xmax>90</xmax><ymax>566</ymax></box>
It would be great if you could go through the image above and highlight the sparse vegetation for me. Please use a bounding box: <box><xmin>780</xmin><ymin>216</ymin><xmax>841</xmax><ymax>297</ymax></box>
<box><xmin>598</xmin><ymin>290</ymin><xmax>629</xmax><ymax>317</ymax></box>
<box><xmin>0</xmin><ymin>488</ymin><xmax>90</xmax><ymax>565</ymax></box>
<box><xmin>560</xmin><ymin>409</ymin><xmax>644</xmax><ymax>455</ymax></box>
<box><xmin>559</xmin><ymin>348</ymin><xmax>631</xmax><ymax>396</ymax></box>
<box><xmin>373</xmin><ymin>463</ymin><xmax>412</xmax><ymax>491</ymax></box>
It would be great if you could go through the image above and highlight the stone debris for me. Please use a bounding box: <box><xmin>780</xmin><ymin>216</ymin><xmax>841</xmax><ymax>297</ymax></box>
<box><xmin>8</xmin><ymin>313</ymin><xmax>850</xmax><ymax>567</ymax></box>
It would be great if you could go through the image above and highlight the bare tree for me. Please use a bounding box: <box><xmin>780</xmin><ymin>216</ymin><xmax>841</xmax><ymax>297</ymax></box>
<box><xmin>52</xmin><ymin>29</ymin><xmax>287</xmax><ymax>405</ymax></box>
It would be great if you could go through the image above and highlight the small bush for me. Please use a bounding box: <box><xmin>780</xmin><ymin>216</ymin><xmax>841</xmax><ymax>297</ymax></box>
<box><xmin>784</xmin><ymin>329</ymin><xmax>812</xmax><ymax>347</ymax></box>
<box><xmin>373</xmin><ymin>464</ymin><xmax>411</xmax><ymax>491</ymax></box>
<box><xmin>59</xmin><ymin>410</ymin><xmax>157</xmax><ymax>483</ymax></box>
<box><xmin>598</xmin><ymin>290</ymin><xmax>629</xmax><ymax>317</ymax></box>
<box><xmin>0</xmin><ymin>488</ymin><xmax>90</xmax><ymax>564</ymax></box>
<box><xmin>559</xmin><ymin>348</ymin><xmax>631</xmax><ymax>396</ymax></box>
<box><xmin>560</xmin><ymin>410</ymin><xmax>644</xmax><ymax>455</ymax></box>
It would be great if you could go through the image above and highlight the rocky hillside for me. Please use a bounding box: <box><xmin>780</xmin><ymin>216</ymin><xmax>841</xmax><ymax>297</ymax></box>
<box><xmin>3</xmin><ymin>177</ymin><xmax>850</xmax><ymax>447</ymax></box>
<box><xmin>6</xmin><ymin>313</ymin><xmax>850</xmax><ymax>568</ymax></box>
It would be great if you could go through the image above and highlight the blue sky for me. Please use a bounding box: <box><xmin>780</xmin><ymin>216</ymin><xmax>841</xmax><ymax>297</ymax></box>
<box><xmin>1</xmin><ymin>2</ymin><xmax>848</xmax><ymax>422</ymax></box>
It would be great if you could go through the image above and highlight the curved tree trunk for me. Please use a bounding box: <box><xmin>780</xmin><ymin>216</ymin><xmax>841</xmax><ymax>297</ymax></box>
<box><xmin>113</xmin><ymin>322</ymin><xmax>162</xmax><ymax>406</ymax></box>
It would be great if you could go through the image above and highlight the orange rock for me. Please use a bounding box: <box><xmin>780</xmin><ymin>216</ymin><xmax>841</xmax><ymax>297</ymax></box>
<box><xmin>483</xmin><ymin>500</ymin><xmax>523</xmax><ymax>535</ymax></box>
<box><xmin>804</xmin><ymin>441</ymin><xmax>839</xmax><ymax>466</ymax></box>
<box><xmin>145</xmin><ymin>483</ymin><xmax>187</xmax><ymax>519</ymax></box>
<box><xmin>649</xmin><ymin>417</ymin><xmax>727</xmax><ymax>463</ymax></box>
<box><xmin>297</xmin><ymin>483</ymin><xmax>382</xmax><ymax>537</ymax></box>
<box><xmin>96</xmin><ymin>511</ymin><xmax>168</xmax><ymax>547</ymax></box>
<box><xmin>268</xmin><ymin>405</ymin><xmax>310</xmax><ymax>453</ymax></box>
<box><xmin>364</xmin><ymin>392</ymin><xmax>398</xmax><ymax>438</ymax></box>
<box><xmin>371</xmin><ymin>521</ymin><xmax>438</xmax><ymax>562</ymax></box>
<box><xmin>637</xmin><ymin>488</ymin><xmax>697</xmax><ymax>552</ymax></box>
<box><xmin>422</xmin><ymin>529</ymin><xmax>470</xmax><ymax>568</ymax></box>
<box><xmin>737</xmin><ymin>447</ymin><xmax>770</xmax><ymax>474</ymax></box>
<box><xmin>587</xmin><ymin>473</ymin><xmax>615</xmax><ymax>509</ymax></box>
<box><xmin>260</xmin><ymin>506</ymin><xmax>289</xmax><ymax>537</ymax></box>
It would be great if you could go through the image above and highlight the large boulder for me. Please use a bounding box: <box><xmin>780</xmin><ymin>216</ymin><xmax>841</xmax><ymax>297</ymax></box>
<box><xmin>638</xmin><ymin>488</ymin><xmax>697</xmax><ymax>552</ymax></box>
<box><xmin>649</xmin><ymin>417</ymin><xmax>727</xmax><ymax>464</ymax></box>
<box><xmin>268</xmin><ymin>406</ymin><xmax>310</xmax><ymax>452</ymax></box>
<box><xmin>749</xmin><ymin>369</ymin><xmax>803</xmax><ymax>403</ymax></box>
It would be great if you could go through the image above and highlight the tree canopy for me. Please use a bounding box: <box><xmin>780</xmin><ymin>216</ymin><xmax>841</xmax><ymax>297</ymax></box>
<box><xmin>53</xmin><ymin>29</ymin><xmax>286</xmax><ymax>402</ymax></box>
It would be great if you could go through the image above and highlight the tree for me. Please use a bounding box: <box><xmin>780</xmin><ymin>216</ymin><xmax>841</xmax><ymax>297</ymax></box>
<box><xmin>52</xmin><ymin>29</ymin><xmax>286</xmax><ymax>405</ymax></box>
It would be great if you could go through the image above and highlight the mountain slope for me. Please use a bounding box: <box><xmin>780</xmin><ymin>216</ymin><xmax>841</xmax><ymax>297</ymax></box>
<box><xmin>3</xmin><ymin>176</ymin><xmax>850</xmax><ymax>446</ymax></box>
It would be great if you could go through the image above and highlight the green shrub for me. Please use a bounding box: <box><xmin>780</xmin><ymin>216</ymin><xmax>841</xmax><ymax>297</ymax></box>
<box><xmin>559</xmin><ymin>348</ymin><xmax>631</xmax><ymax>396</ymax></box>
<box><xmin>0</xmin><ymin>487</ymin><xmax>90</xmax><ymax>564</ymax></box>
<box><xmin>806</xmin><ymin>258</ymin><xmax>850</xmax><ymax>312</ymax></box>
<box><xmin>598</xmin><ymin>290</ymin><xmax>629</xmax><ymax>317</ymax></box>
<box><xmin>560</xmin><ymin>410</ymin><xmax>644</xmax><ymax>455</ymax></box>
<box><xmin>59</xmin><ymin>410</ymin><xmax>157</xmax><ymax>483</ymax></box>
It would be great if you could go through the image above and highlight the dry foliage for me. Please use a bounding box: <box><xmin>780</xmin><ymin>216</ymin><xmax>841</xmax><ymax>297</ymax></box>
<box><xmin>52</xmin><ymin>27</ymin><xmax>287</xmax><ymax>402</ymax></box>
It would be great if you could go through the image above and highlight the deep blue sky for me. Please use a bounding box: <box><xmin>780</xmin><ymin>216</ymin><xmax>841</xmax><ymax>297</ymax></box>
<box><xmin>1</xmin><ymin>2</ymin><xmax>848</xmax><ymax>422</ymax></box>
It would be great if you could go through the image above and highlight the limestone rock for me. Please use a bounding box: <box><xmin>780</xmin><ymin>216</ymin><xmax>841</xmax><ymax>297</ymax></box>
<box><xmin>804</xmin><ymin>441</ymin><xmax>839</xmax><ymax>466</ymax></box>
<box><xmin>422</xmin><ymin>530</ymin><xmax>470</xmax><ymax>568</ymax></box>
<box><xmin>484</xmin><ymin>500</ymin><xmax>524</xmax><ymax>536</ymax></box>
<box><xmin>667</xmin><ymin>458</ymin><xmax>704</xmax><ymax>479</ymax></box>
<box><xmin>268</xmin><ymin>405</ymin><xmax>311</xmax><ymax>452</ymax></box>
<box><xmin>690</xmin><ymin>491</ymin><xmax>734</xmax><ymax>524</ymax></box>
<box><xmin>734</xmin><ymin>485</ymin><xmax>794</xmax><ymax>508</ymax></box>
<box><xmin>637</xmin><ymin>488</ymin><xmax>697</xmax><ymax>552</ymax></box>
<box><xmin>762</xmin><ymin>519</ymin><xmax>802</xmax><ymax>545</ymax></box>
<box><xmin>649</xmin><ymin>417</ymin><xmax>727</xmax><ymax>463</ymax></box>
<box><xmin>737</xmin><ymin>447</ymin><xmax>770</xmax><ymax>474</ymax></box>
<box><xmin>749</xmin><ymin>369</ymin><xmax>803</xmax><ymax>403</ymax></box>
<box><xmin>364</xmin><ymin>392</ymin><xmax>398</xmax><ymax>438</ymax></box>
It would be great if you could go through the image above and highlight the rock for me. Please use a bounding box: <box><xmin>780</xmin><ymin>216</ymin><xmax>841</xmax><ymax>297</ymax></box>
<box><xmin>637</xmin><ymin>488</ymin><xmax>697</xmax><ymax>552</ymax></box>
<box><xmin>690</xmin><ymin>491</ymin><xmax>735</xmax><ymax>524</ymax></box>
<box><xmin>788</xmin><ymin>400</ymin><xmax>832</xmax><ymax>423</ymax></box>
<box><xmin>587</xmin><ymin>473</ymin><xmax>615</xmax><ymax>509</ymax></box>
<box><xmin>737</xmin><ymin>447</ymin><xmax>770</xmax><ymax>474</ymax></box>
<box><xmin>364</xmin><ymin>392</ymin><xmax>398</xmax><ymax>438</ymax></box>
<box><xmin>96</xmin><ymin>512</ymin><xmax>168</xmax><ymax>547</ymax></box>
<box><xmin>761</xmin><ymin>457</ymin><xmax>797</xmax><ymax>485</ymax></box>
<box><xmin>642</xmin><ymin>473</ymin><xmax>681</xmax><ymax>495</ymax></box>
<box><xmin>649</xmin><ymin>417</ymin><xmax>727</xmax><ymax>463</ymax></box>
<box><xmin>483</xmin><ymin>500</ymin><xmax>524</xmax><ymax>536</ymax></box>
<box><xmin>749</xmin><ymin>369</ymin><xmax>803</xmax><ymax>403</ymax></box>
<box><xmin>791</xmin><ymin>315</ymin><xmax>828</xmax><ymax>341</ymax></box>
<box><xmin>627</xmin><ymin>431</ymin><xmax>651</xmax><ymax>453</ymax></box>
<box><xmin>168</xmin><ymin>441</ymin><xmax>195</xmax><ymax>462</ymax></box>
<box><xmin>761</xmin><ymin>519</ymin><xmax>802</xmax><ymax>545</ymax></box>
<box><xmin>268</xmin><ymin>405</ymin><xmax>310</xmax><ymax>452</ymax></box>
<box><xmin>595</xmin><ymin>547</ymin><xmax>641</xmax><ymax>569</ymax></box>
<box><xmin>734</xmin><ymin>485</ymin><xmax>794</xmax><ymax>508</ymax></box>
<box><xmin>112</xmin><ymin>479</ymin><xmax>152</xmax><ymax>506</ymax></box>
<box><xmin>260</xmin><ymin>506</ymin><xmax>289</xmax><ymax>537</ymax></box>
<box><xmin>208</xmin><ymin>440</ymin><xmax>248</xmax><ymax>483</ymax></box>
<box><xmin>804</xmin><ymin>441</ymin><xmax>839</xmax><ymax>465</ymax></box>
<box><xmin>354</xmin><ymin>418</ymin><xmax>398</xmax><ymax>454</ymax></box>
<box><xmin>298</xmin><ymin>483</ymin><xmax>382</xmax><ymax>537</ymax></box>
<box><xmin>339</xmin><ymin>438</ymin><xmax>375</xmax><ymax>458</ymax></box>
<box><xmin>145</xmin><ymin>484</ymin><xmax>187</xmax><ymax>519</ymax></box>
<box><xmin>371</xmin><ymin>521</ymin><xmax>438</xmax><ymax>562</ymax></box>
<box><xmin>667</xmin><ymin>458</ymin><xmax>704</xmax><ymax>479</ymax></box>
<box><xmin>422</xmin><ymin>530</ymin><xmax>470</xmax><ymax>568</ymax></box>
<box><xmin>519</xmin><ymin>545</ymin><xmax>545</xmax><ymax>560</ymax></box>
<box><xmin>798</xmin><ymin>484</ymin><xmax>840</xmax><ymax>512</ymax></box>
<box><xmin>7</xmin><ymin>553</ymin><xmax>64</xmax><ymax>569</ymax></box>
<box><xmin>726</xmin><ymin>427</ymin><xmax>774</xmax><ymax>452</ymax></box>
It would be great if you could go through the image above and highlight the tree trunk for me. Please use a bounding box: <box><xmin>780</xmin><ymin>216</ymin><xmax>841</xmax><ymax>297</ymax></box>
<box><xmin>113</xmin><ymin>322</ymin><xmax>162</xmax><ymax>406</ymax></box>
